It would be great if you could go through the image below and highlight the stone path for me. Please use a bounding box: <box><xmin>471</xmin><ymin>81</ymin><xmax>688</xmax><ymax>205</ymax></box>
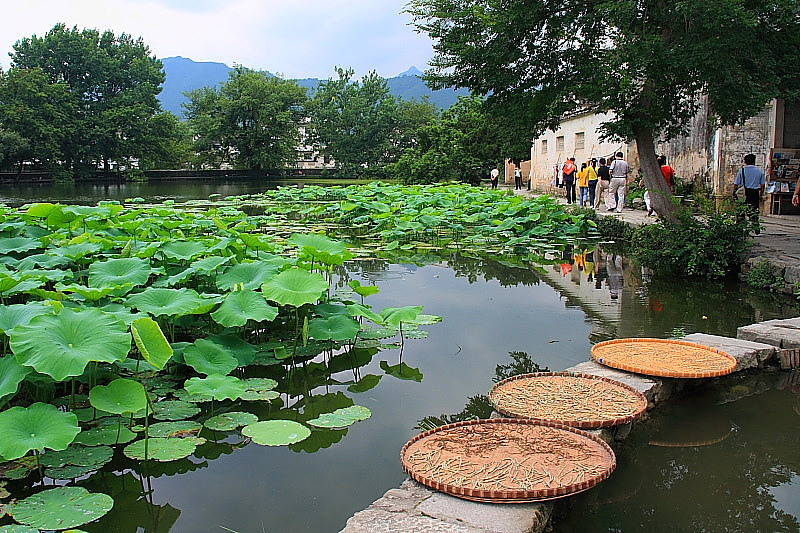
<box><xmin>340</xmin><ymin>320</ymin><xmax>795</xmax><ymax>533</ymax></box>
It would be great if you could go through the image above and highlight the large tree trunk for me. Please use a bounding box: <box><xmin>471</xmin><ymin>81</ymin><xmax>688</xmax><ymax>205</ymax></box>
<box><xmin>633</xmin><ymin>126</ymin><xmax>679</xmax><ymax>223</ymax></box>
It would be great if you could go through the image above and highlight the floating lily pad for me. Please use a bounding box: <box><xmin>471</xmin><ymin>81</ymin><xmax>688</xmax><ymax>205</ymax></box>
<box><xmin>123</xmin><ymin>437</ymin><xmax>203</xmax><ymax>462</ymax></box>
<box><xmin>46</xmin><ymin>463</ymin><xmax>104</xmax><ymax>480</ymax></box>
<box><xmin>152</xmin><ymin>400</ymin><xmax>201</xmax><ymax>421</ymax></box>
<box><xmin>309</xmin><ymin>315</ymin><xmax>360</xmax><ymax>341</ymax></box>
<box><xmin>0</xmin><ymin>525</ymin><xmax>40</xmax><ymax>533</ymax></box>
<box><xmin>261</xmin><ymin>268</ymin><xmax>328</xmax><ymax>307</ymax></box>
<box><xmin>359</xmin><ymin>325</ymin><xmax>398</xmax><ymax>340</ymax></box>
<box><xmin>183</xmin><ymin>339</ymin><xmax>239</xmax><ymax>376</ymax></box>
<box><xmin>239</xmin><ymin>390</ymin><xmax>280</xmax><ymax>401</ymax></box>
<box><xmin>40</xmin><ymin>445</ymin><xmax>113</xmax><ymax>468</ymax></box>
<box><xmin>242</xmin><ymin>378</ymin><xmax>278</xmax><ymax>392</ymax></box>
<box><xmin>5</xmin><ymin>486</ymin><xmax>113</xmax><ymax>530</ymax></box>
<box><xmin>183</xmin><ymin>375</ymin><xmax>246</xmax><ymax>401</ymax></box>
<box><xmin>211</xmin><ymin>290</ymin><xmax>278</xmax><ymax>327</ymax></box>
<box><xmin>73</xmin><ymin>424</ymin><xmax>137</xmax><ymax>446</ymax></box>
<box><xmin>204</xmin><ymin>412</ymin><xmax>259</xmax><ymax>431</ymax></box>
<box><xmin>89</xmin><ymin>378</ymin><xmax>148</xmax><ymax>415</ymax></box>
<box><xmin>135</xmin><ymin>421</ymin><xmax>202</xmax><ymax>438</ymax></box>
<box><xmin>347</xmin><ymin>374</ymin><xmax>382</xmax><ymax>393</ymax></box>
<box><xmin>307</xmin><ymin>405</ymin><xmax>372</xmax><ymax>428</ymax></box>
<box><xmin>242</xmin><ymin>420</ymin><xmax>311</xmax><ymax>446</ymax></box>
<box><xmin>0</xmin><ymin>403</ymin><xmax>80</xmax><ymax>460</ymax></box>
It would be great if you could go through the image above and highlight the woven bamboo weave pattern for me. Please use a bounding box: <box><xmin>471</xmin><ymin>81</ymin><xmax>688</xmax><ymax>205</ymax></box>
<box><xmin>489</xmin><ymin>373</ymin><xmax>648</xmax><ymax>428</ymax></box>
<box><xmin>592</xmin><ymin>338</ymin><xmax>737</xmax><ymax>378</ymax></box>
<box><xmin>401</xmin><ymin>419</ymin><xmax>615</xmax><ymax>503</ymax></box>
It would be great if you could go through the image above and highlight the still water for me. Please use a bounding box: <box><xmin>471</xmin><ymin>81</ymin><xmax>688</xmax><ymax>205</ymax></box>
<box><xmin>55</xmin><ymin>252</ymin><xmax>797</xmax><ymax>533</ymax></box>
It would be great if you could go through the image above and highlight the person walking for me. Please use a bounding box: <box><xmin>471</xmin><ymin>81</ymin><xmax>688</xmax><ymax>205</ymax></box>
<box><xmin>562</xmin><ymin>157</ymin><xmax>578</xmax><ymax>204</ymax></box>
<box><xmin>607</xmin><ymin>152</ymin><xmax>630</xmax><ymax>213</ymax></box>
<box><xmin>588</xmin><ymin>158</ymin><xmax>599</xmax><ymax>208</ymax></box>
<box><xmin>595</xmin><ymin>157</ymin><xmax>611</xmax><ymax>209</ymax></box>
<box><xmin>577</xmin><ymin>161</ymin><xmax>597</xmax><ymax>207</ymax></box>
<box><xmin>514</xmin><ymin>166</ymin><xmax>523</xmax><ymax>190</ymax></box>
<box><xmin>490</xmin><ymin>166</ymin><xmax>500</xmax><ymax>190</ymax></box>
<box><xmin>732</xmin><ymin>153</ymin><xmax>765</xmax><ymax>220</ymax></box>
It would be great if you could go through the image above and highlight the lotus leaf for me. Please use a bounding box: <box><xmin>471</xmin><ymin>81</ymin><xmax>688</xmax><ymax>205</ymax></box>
<box><xmin>211</xmin><ymin>290</ymin><xmax>278</xmax><ymax>327</ymax></box>
<box><xmin>0</xmin><ymin>525</ymin><xmax>39</xmax><ymax>533</ymax></box>
<box><xmin>242</xmin><ymin>378</ymin><xmax>278</xmax><ymax>391</ymax></box>
<box><xmin>379</xmin><ymin>306</ymin><xmax>424</xmax><ymax>328</ymax></box>
<box><xmin>261</xmin><ymin>268</ymin><xmax>328</xmax><ymax>307</ymax></box>
<box><xmin>345</xmin><ymin>303</ymin><xmax>383</xmax><ymax>324</ymax></box>
<box><xmin>307</xmin><ymin>405</ymin><xmax>372</xmax><ymax>428</ymax></box>
<box><xmin>405</xmin><ymin>314</ymin><xmax>443</xmax><ymax>325</ymax></box>
<box><xmin>89</xmin><ymin>378</ymin><xmax>148</xmax><ymax>415</ymax></box>
<box><xmin>0</xmin><ymin>355</ymin><xmax>31</xmax><ymax>400</ymax></box>
<box><xmin>152</xmin><ymin>400</ymin><xmax>201</xmax><ymax>421</ymax></box>
<box><xmin>73</xmin><ymin>425</ymin><xmax>137</xmax><ymax>446</ymax></box>
<box><xmin>136</xmin><ymin>421</ymin><xmax>202</xmax><ymax>438</ymax></box>
<box><xmin>57</xmin><ymin>283</ymin><xmax>128</xmax><ymax>301</ymax></box>
<box><xmin>239</xmin><ymin>390</ymin><xmax>280</xmax><ymax>401</ymax></box>
<box><xmin>97</xmin><ymin>303</ymin><xmax>147</xmax><ymax>326</ymax></box>
<box><xmin>160</xmin><ymin>240</ymin><xmax>208</xmax><ymax>261</ymax></box>
<box><xmin>0</xmin><ymin>237</ymin><xmax>40</xmax><ymax>254</ymax></box>
<box><xmin>126</xmin><ymin>288</ymin><xmax>210</xmax><ymax>317</ymax></box>
<box><xmin>46</xmin><ymin>463</ymin><xmax>102</xmax><ymax>479</ymax></box>
<box><xmin>242</xmin><ymin>420</ymin><xmax>310</xmax><ymax>446</ymax></box>
<box><xmin>0</xmin><ymin>456</ymin><xmax>37</xmax><ymax>480</ymax></box>
<box><xmin>206</xmin><ymin>334</ymin><xmax>258</xmax><ymax>366</ymax></box>
<box><xmin>204</xmin><ymin>412</ymin><xmax>258</xmax><ymax>431</ymax></box>
<box><xmin>309</xmin><ymin>315</ymin><xmax>360</xmax><ymax>341</ymax></box>
<box><xmin>10</xmin><ymin>308</ymin><xmax>131</xmax><ymax>381</ymax></box>
<box><xmin>131</xmin><ymin>317</ymin><xmax>173</xmax><ymax>370</ymax></box>
<box><xmin>183</xmin><ymin>339</ymin><xmax>239</xmax><ymax>376</ymax></box>
<box><xmin>51</xmin><ymin>242</ymin><xmax>102</xmax><ymax>260</ymax></box>
<box><xmin>380</xmin><ymin>361</ymin><xmax>424</xmax><ymax>382</ymax></box>
<box><xmin>88</xmin><ymin>257</ymin><xmax>153</xmax><ymax>288</ymax></box>
<box><xmin>216</xmin><ymin>260</ymin><xmax>283</xmax><ymax>291</ymax></box>
<box><xmin>0</xmin><ymin>403</ymin><xmax>80</xmax><ymax>460</ymax></box>
<box><xmin>358</xmin><ymin>325</ymin><xmax>398</xmax><ymax>340</ymax></box>
<box><xmin>40</xmin><ymin>445</ymin><xmax>113</xmax><ymax>468</ymax></box>
<box><xmin>6</xmin><ymin>486</ymin><xmax>113</xmax><ymax>529</ymax></box>
<box><xmin>347</xmin><ymin>374</ymin><xmax>382</xmax><ymax>393</ymax></box>
<box><xmin>348</xmin><ymin>280</ymin><xmax>380</xmax><ymax>298</ymax></box>
<box><xmin>183</xmin><ymin>375</ymin><xmax>245</xmax><ymax>401</ymax></box>
<box><xmin>191</xmin><ymin>255</ymin><xmax>232</xmax><ymax>273</ymax></box>
<box><xmin>402</xmin><ymin>328</ymin><xmax>429</xmax><ymax>339</ymax></box>
<box><xmin>123</xmin><ymin>437</ymin><xmax>201</xmax><ymax>462</ymax></box>
<box><xmin>0</xmin><ymin>275</ymin><xmax>42</xmax><ymax>296</ymax></box>
<box><xmin>289</xmin><ymin>234</ymin><xmax>352</xmax><ymax>265</ymax></box>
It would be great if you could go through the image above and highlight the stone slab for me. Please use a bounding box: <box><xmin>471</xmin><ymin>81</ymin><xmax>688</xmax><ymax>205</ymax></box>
<box><xmin>784</xmin><ymin>265</ymin><xmax>800</xmax><ymax>286</ymax></box>
<box><xmin>681</xmin><ymin>333</ymin><xmax>777</xmax><ymax>369</ymax></box>
<box><xmin>417</xmin><ymin>490</ymin><xmax>552</xmax><ymax>533</ymax></box>
<box><xmin>566</xmin><ymin>361</ymin><xmax>663</xmax><ymax>402</ymax></box>
<box><xmin>342</xmin><ymin>508</ymin><xmax>484</xmax><ymax>533</ymax></box>
<box><xmin>738</xmin><ymin>318</ymin><xmax>800</xmax><ymax>349</ymax></box>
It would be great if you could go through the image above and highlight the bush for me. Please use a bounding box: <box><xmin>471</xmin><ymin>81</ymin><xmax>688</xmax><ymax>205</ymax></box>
<box><xmin>746</xmin><ymin>260</ymin><xmax>786</xmax><ymax>291</ymax></box>
<box><xmin>630</xmin><ymin>204</ymin><xmax>758</xmax><ymax>278</ymax></box>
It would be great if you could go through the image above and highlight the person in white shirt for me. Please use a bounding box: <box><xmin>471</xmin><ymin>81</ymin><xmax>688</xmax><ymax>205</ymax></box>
<box><xmin>607</xmin><ymin>152</ymin><xmax>630</xmax><ymax>213</ymax></box>
<box><xmin>490</xmin><ymin>167</ymin><xmax>500</xmax><ymax>189</ymax></box>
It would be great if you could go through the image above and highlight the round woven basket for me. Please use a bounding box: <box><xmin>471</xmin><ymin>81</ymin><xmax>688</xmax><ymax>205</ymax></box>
<box><xmin>592</xmin><ymin>338</ymin><xmax>737</xmax><ymax>378</ymax></box>
<box><xmin>400</xmin><ymin>418</ymin><xmax>616</xmax><ymax>503</ymax></box>
<box><xmin>489</xmin><ymin>372</ymin><xmax>648</xmax><ymax>429</ymax></box>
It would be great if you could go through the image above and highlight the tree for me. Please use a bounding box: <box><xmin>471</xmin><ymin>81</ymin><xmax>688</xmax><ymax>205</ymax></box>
<box><xmin>0</xmin><ymin>128</ymin><xmax>30</xmax><ymax>172</ymax></box>
<box><xmin>137</xmin><ymin>112</ymin><xmax>193</xmax><ymax>170</ymax></box>
<box><xmin>185</xmin><ymin>67</ymin><xmax>307</xmax><ymax>171</ymax></box>
<box><xmin>408</xmin><ymin>0</ymin><xmax>800</xmax><ymax>220</ymax></box>
<box><xmin>308</xmin><ymin>68</ymin><xmax>398</xmax><ymax>176</ymax></box>
<box><xmin>10</xmin><ymin>23</ymin><xmax>165</xmax><ymax>175</ymax></box>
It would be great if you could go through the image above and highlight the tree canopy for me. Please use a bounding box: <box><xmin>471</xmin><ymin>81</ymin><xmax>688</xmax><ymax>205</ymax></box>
<box><xmin>408</xmin><ymin>0</ymin><xmax>800</xmax><ymax>218</ymax></box>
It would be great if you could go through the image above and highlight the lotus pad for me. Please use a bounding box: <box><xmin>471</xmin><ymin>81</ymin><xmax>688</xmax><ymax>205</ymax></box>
<box><xmin>184</xmin><ymin>374</ymin><xmax>246</xmax><ymax>401</ymax></box>
<box><xmin>89</xmin><ymin>378</ymin><xmax>148</xmax><ymax>415</ymax></box>
<box><xmin>136</xmin><ymin>421</ymin><xmax>202</xmax><ymax>438</ymax></box>
<box><xmin>0</xmin><ymin>525</ymin><xmax>40</xmax><ymax>533</ymax></box>
<box><xmin>211</xmin><ymin>290</ymin><xmax>278</xmax><ymax>327</ymax></box>
<box><xmin>40</xmin><ymin>445</ymin><xmax>113</xmax><ymax>468</ymax></box>
<box><xmin>123</xmin><ymin>437</ymin><xmax>202</xmax><ymax>462</ymax></box>
<box><xmin>239</xmin><ymin>390</ymin><xmax>280</xmax><ymax>401</ymax></box>
<box><xmin>309</xmin><ymin>315</ymin><xmax>360</xmax><ymax>341</ymax></box>
<box><xmin>10</xmin><ymin>308</ymin><xmax>131</xmax><ymax>381</ymax></box>
<box><xmin>216</xmin><ymin>261</ymin><xmax>282</xmax><ymax>291</ymax></box>
<box><xmin>126</xmin><ymin>288</ymin><xmax>209</xmax><ymax>317</ymax></box>
<box><xmin>204</xmin><ymin>412</ymin><xmax>259</xmax><ymax>431</ymax></box>
<box><xmin>183</xmin><ymin>339</ymin><xmax>239</xmax><ymax>376</ymax></box>
<box><xmin>6</xmin><ymin>486</ymin><xmax>113</xmax><ymax>530</ymax></box>
<box><xmin>242</xmin><ymin>420</ymin><xmax>310</xmax><ymax>446</ymax></box>
<box><xmin>152</xmin><ymin>400</ymin><xmax>201</xmax><ymax>421</ymax></box>
<box><xmin>0</xmin><ymin>302</ymin><xmax>53</xmax><ymax>335</ymax></box>
<box><xmin>0</xmin><ymin>403</ymin><xmax>80</xmax><ymax>460</ymax></box>
<box><xmin>261</xmin><ymin>268</ymin><xmax>328</xmax><ymax>307</ymax></box>
<box><xmin>88</xmin><ymin>257</ymin><xmax>153</xmax><ymax>288</ymax></box>
<box><xmin>0</xmin><ymin>355</ymin><xmax>31</xmax><ymax>400</ymax></box>
<box><xmin>74</xmin><ymin>425</ymin><xmax>137</xmax><ymax>446</ymax></box>
<box><xmin>307</xmin><ymin>405</ymin><xmax>372</xmax><ymax>428</ymax></box>
<box><xmin>131</xmin><ymin>317</ymin><xmax>173</xmax><ymax>370</ymax></box>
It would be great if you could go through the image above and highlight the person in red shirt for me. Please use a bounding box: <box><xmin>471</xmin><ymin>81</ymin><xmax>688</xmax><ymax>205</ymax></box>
<box><xmin>658</xmin><ymin>155</ymin><xmax>675</xmax><ymax>192</ymax></box>
<box><xmin>562</xmin><ymin>158</ymin><xmax>578</xmax><ymax>204</ymax></box>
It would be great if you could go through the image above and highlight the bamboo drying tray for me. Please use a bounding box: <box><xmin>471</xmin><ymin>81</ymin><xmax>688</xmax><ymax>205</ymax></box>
<box><xmin>401</xmin><ymin>419</ymin><xmax>616</xmax><ymax>503</ymax></box>
<box><xmin>592</xmin><ymin>338</ymin><xmax>737</xmax><ymax>378</ymax></box>
<box><xmin>489</xmin><ymin>372</ymin><xmax>648</xmax><ymax>428</ymax></box>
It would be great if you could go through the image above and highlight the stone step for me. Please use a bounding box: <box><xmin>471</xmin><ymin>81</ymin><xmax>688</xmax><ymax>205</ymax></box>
<box><xmin>679</xmin><ymin>333</ymin><xmax>777</xmax><ymax>370</ymax></box>
<box><xmin>737</xmin><ymin>318</ymin><xmax>800</xmax><ymax>349</ymax></box>
<box><xmin>566</xmin><ymin>361</ymin><xmax>665</xmax><ymax>402</ymax></box>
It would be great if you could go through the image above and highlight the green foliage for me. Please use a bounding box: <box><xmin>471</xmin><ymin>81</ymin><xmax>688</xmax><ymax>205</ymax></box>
<box><xmin>5</xmin><ymin>486</ymin><xmax>113</xmax><ymax>530</ymax></box>
<box><xmin>746</xmin><ymin>260</ymin><xmax>786</xmax><ymax>291</ymax></box>
<box><xmin>0</xmin><ymin>403</ymin><xmax>80</xmax><ymax>460</ymax></box>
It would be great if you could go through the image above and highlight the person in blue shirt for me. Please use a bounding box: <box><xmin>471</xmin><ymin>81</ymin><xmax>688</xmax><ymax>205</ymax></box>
<box><xmin>733</xmin><ymin>153</ymin><xmax>766</xmax><ymax>219</ymax></box>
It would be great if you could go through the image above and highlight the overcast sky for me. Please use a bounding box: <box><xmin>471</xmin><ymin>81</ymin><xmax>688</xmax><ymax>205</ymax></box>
<box><xmin>0</xmin><ymin>0</ymin><xmax>435</xmax><ymax>78</ymax></box>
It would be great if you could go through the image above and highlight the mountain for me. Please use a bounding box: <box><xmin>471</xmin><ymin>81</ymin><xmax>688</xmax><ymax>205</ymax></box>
<box><xmin>158</xmin><ymin>57</ymin><xmax>468</xmax><ymax>116</ymax></box>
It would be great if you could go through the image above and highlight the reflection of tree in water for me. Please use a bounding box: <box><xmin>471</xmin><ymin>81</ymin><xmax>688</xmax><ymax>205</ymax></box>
<box><xmin>557</xmin><ymin>377</ymin><xmax>800</xmax><ymax>533</ymax></box>
<box><xmin>416</xmin><ymin>352</ymin><xmax>549</xmax><ymax>430</ymax></box>
<box><xmin>444</xmin><ymin>253</ymin><xmax>542</xmax><ymax>287</ymax></box>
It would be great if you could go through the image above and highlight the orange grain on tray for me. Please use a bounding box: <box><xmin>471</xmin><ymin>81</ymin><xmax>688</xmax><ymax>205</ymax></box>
<box><xmin>592</xmin><ymin>338</ymin><xmax>737</xmax><ymax>378</ymax></box>
<box><xmin>401</xmin><ymin>419</ymin><xmax>615</xmax><ymax>503</ymax></box>
<box><xmin>489</xmin><ymin>372</ymin><xmax>648</xmax><ymax>429</ymax></box>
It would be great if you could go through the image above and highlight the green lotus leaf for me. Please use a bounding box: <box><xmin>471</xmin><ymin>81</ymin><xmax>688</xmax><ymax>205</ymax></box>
<box><xmin>307</xmin><ymin>405</ymin><xmax>372</xmax><ymax>428</ymax></box>
<box><xmin>10</xmin><ymin>308</ymin><xmax>131</xmax><ymax>381</ymax></box>
<box><xmin>0</xmin><ymin>403</ymin><xmax>80</xmax><ymax>460</ymax></box>
<box><xmin>239</xmin><ymin>390</ymin><xmax>280</xmax><ymax>401</ymax></box>
<box><xmin>25</xmin><ymin>202</ymin><xmax>59</xmax><ymax>218</ymax></box>
<box><xmin>358</xmin><ymin>325</ymin><xmax>398</xmax><ymax>340</ymax></box>
<box><xmin>242</xmin><ymin>378</ymin><xmax>278</xmax><ymax>392</ymax></box>
<box><xmin>211</xmin><ymin>290</ymin><xmax>278</xmax><ymax>327</ymax></box>
<box><xmin>131</xmin><ymin>317</ymin><xmax>173</xmax><ymax>370</ymax></box>
<box><xmin>0</xmin><ymin>274</ymin><xmax>42</xmax><ymax>296</ymax></box>
<box><xmin>347</xmin><ymin>374</ymin><xmax>382</xmax><ymax>393</ymax></box>
<box><xmin>380</xmin><ymin>361</ymin><xmax>424</xmax><ymax>382</ymax></box>
<box><xmin>405</xmin><ymin>314</ymin><xmax>443</xmax><ymax>325</ymax></box>
<box><xmin>0</xmin><ymin>355</ymin><xmax>31</xmax><ymax>400</ymax></box>
<box><xmin>289</xmin><ymin>233</ymin><xmax>353</xmax><ymax>265</ymax></box>
<box><xmin>123</xmin><ymin>437</ymin><xmax>201</xmax><ymax>462</ymax></box>
<box><xmin>0</xmin><ymin>525</ymin><xmax>39</xmax><ymax>533</ymax></box>
<box><xmin>261</xmin><ymin>268</ymin><xmax>328</xmax><ymax>307</ymax></box>
<box><xmin>206</xmin><ymin>334</ymin><xmax>258</xmax><ymax>366</ymax></box>
<box><xmin>379</xmin><ymin>306</ymin><xmax>424</xmax><ymax>328</ymax></box>
<box><xmin>5</xmin><ymin>486</ymin><xmax>113</xmax><ymax>530</ymax></box>
<box><xmin>89</xmin><ymin>378</ymin><xmax>148</xmax><ymax>415</ymax></box>
<box><xmin>402</xmin><ymin>328</ymin><xmax>429</xmax><ymax>339</ymax></box>
<box><xmin>73</xmin><ymin>425</ymin><xmax>137</xmax><ymax>446</ymax></box>
<box><xmin>88</xmin><ymin>258</ymin><xmax>153</xmax><ymax>288</ymax></box>
<box><xmin>348</xmin><ymin>280</ymin><xmax>380</xmax><ymax>298</ymax></box>
<box><xmin>136</xmin><ymin>421</ymin><xmax>202</xmax><ymax>438</ymax></box>
<box><xmin>56</xmin><ymin>283</ymin><xmax>128</xmax><ymax>301</ymax></box>
<box><xmin>204</xmin><ymin>411</ymin><xmax>258</xmax><ymax>431</ymax></box>
<box><xmin>160</xmin><ymin>240</ymin><xmax>208</xmax><ymax>261</ymax></box>
<box><xmin>50</xmin><ymin>242</ymin><xmax>102</xmax><ymax>260</ymax></box>
<box><xmin>314</xmin><ymin>303</ymin><xmax>349</xmax><ymax>317</ymax></box>
<box><xmin>309</xmin><ymin>315</ymin><xmax>360</xmax><ymax>341</ymax></box>
<box><xmin>191</xmin><ymin>255</ymin><xmax>232</xmax><ymax>273</ymax></box>
<box><xmin>16</xmin><ymin>253</ymin><xmax>70</xmax><ymax>270</ymax></box>
<box><xmin>242</xmin><ymin>420</ymin><xmax>310</xmax><ymax>446</ymax></box>
<box><xmin>127</xmin><ymin>287</ymin><xmax>210</xmax><ymax>317</ymax></box>
<box><xmin>0</xmin><ymin>237</ymin><xmax>40</xmax><ymax>254</ymax></box>
<box><xmin>183</xmin><ymin>338</ymin><xmax>239</xmax><ymax>376</ymax></box>
<box><xmin>45</xmin><ymin>463</ymin><xmax>102</xmax><ymax>479</ymax></box>
<box><xmin>0</xmin><ymin>456</ymin><xmax>38</xmax><ymax>480</ymax></box>
<box><xmin>216</xmin><ymin>260</ymin><xmax>282</xmax><ymax>291</ymax></box>
<box><xmin>97</xmin><ymin>303</ymin><xmax>147</xmax><ymax>326</ymax></box>
<box><xmin>239</xmin><ymin>232</ymin><xmax>276</xmax><ymax>252</ymax></box>
<box><xmin>183</xmin><ymin>374</ymin><xmax>245</xmax><ymax>401</ymax></box>
<box><xmin>345</xmin><ymin>303</ymin><xmax>383</xmax><ymax>324</ymax></box>
<box><xmin>40</xmin><ymin>445</ymin><xmax>113</xmax><ymax>468</ymax></box>
<box><xmin>153</xmin><ymin>267</ymin><xmax>195</xmax><ymax>287</ymax></box>
<box><xmin>152</xmin><ymin>400</ymin><xmax>201</xmax><ymax>421</ymax></box>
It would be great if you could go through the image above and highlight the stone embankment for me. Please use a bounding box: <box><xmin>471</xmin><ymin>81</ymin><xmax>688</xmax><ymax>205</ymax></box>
<box><xmin>340</xmin><ymin>317</ymin><xmax>799</xmax><ymax>533</ymax></box>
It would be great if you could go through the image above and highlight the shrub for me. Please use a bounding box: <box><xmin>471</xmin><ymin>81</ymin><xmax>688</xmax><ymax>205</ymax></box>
<box><xmin>746</xmin><ymin>260</ymin><xmax>786</xmax><ymax>291</ymax></box>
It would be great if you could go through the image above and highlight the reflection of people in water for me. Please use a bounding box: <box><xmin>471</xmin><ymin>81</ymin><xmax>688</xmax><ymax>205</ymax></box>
<box><xmin>560</xmin><ymin>248</ymin><xmax>574</xmax><ymax>277</ymax></box>
<box><xmin>606</xmin><ymin>254</ymin><xmax>624</xmax><ymax>300</ymax></box>
<box><xmin>585</xmin><ymin>251</ymin><xmax>596</xmax><ymax>282</ymax></box>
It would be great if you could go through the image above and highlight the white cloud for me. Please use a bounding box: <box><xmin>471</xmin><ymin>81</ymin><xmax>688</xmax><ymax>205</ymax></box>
<box><xmin>0</xmin><ymin>0</ymin><xmax>434</xmax><ymax>78</ymax></box>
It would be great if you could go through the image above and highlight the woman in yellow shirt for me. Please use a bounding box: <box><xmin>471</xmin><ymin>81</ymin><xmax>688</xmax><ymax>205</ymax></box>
<box><xmin>577</xmin><ymin>161</ymin><xmax>598</xmax><ymax>207</ymax></box>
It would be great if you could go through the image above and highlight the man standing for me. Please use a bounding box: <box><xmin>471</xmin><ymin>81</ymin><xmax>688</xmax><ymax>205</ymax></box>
<box><xmin>595</xmin><ymin>157</ymin><xmax>611</xmax><ymax>209</ymax></box>
<box><xmin>562</xmin><ymin>157</ymin><xmax>578</xmax><ymax>204</ymax></box>
<box><xmin>514</xmin><ymin>166</ymin><xmax>523</xmax><ymax>190</ymax></box>
<box><xmin>732</xmin><ymin>153</ymin><xmax>765</xmax><ymax>219</ymax></box>
<box><xmin>490</xmin><ymin>166</ymin><xmax>500</xmax><ymax>189</ymax></box>
<box><xmin>607</xmin><ymin>152</ymin><xmax>630</xmax><ymax>213</ymax></box>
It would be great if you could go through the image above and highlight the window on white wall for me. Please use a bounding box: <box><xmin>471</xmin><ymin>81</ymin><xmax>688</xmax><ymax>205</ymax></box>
<box><xmin>575</xmin><ymin>132</ymin><xmax>585</xmax><ymax>150</ymax></box>
<box><xmin>541</xmin><ymin>139</ymin><xmax>548</xmax><ymax>154</ymax></box>
<box><xmin>556</xmin><ymin>136</ymin><xmax>565</xmax><ymax>152</ymax></box>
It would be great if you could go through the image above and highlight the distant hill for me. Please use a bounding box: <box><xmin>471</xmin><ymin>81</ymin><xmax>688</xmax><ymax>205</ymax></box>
<box><xmin>159</xmin><ymin>56</ymin><xmax>468</xmax><ymax>116</ymax></box>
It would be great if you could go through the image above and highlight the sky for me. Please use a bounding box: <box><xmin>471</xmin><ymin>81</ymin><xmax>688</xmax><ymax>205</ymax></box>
<box><xmin>0</xmin><ymin>0</ymin><xmax>435</xmax><ymax>78</ymax></box>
